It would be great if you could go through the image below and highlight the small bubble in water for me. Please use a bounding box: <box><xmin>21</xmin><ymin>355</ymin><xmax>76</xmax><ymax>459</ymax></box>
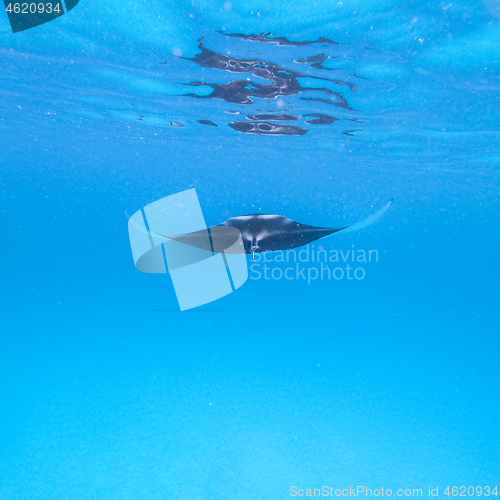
<box><xmin>224</xmin><ymin>2</ymin><xmax>232</xmax><ymax>11</ymax></box>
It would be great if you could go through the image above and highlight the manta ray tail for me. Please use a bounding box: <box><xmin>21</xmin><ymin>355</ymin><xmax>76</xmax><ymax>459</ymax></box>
<box><xmin>335</xmin><ymin>199</ymin><xmax>393</xmax><ymax>236</ymax></box>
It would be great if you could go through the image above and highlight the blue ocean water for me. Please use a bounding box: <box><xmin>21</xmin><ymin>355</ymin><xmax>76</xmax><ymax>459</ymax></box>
<box><xmin>1</xmin><ymin>0</ymin><xmax>499</xmax><ymax>498</ymax></box>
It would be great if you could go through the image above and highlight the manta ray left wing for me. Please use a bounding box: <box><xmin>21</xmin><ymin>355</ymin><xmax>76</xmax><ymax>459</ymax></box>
<box><xmin>124</xmin><ymin>210</ymin><xmax>244</xmax><ymax>254</ymax></box>
<box><xmin>157</xmin><ymin>226</ymin><xmax>244</xmax><ymax>254</ymax></box>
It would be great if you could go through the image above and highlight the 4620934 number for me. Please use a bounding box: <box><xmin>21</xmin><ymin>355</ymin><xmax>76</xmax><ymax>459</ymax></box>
<box><xmin>5</xmin><ymin>3</ymin><xmax>61</xmax><ymax>14</ymax></box>
<box><xmin>444</xmin><ymin>487</ymin><xmax>498</xmax><ymax>497</ymax></box>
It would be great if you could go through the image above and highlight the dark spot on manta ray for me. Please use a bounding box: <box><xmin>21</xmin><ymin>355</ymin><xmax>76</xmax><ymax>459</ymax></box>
<box><xmin>197</xmin><ymin>119</ymin><xmax>218</xmax><ymax>126</ymax></box>
<box><xmin>221</xmin><ymin>32</ymin><xmax>340</xmax><ymax>47</ymax></box>
<box><xmin>155</xmin><ymin>201</ymin><xmax>393</xmax><ymax>261</ymax></box>
<box><xmin>246</xmin><ymin>113</ymin><xmax>299</xmax><ymax>121</ymax></box>
<box><xmin>229</xmin><ymin>121</ymin><xmax>308</xmax><ymax>136</ymax></box>
<box><xmin>304</xmin><ymin>113</ymin><xmax>338</xmax><ymax>125</ymax></box>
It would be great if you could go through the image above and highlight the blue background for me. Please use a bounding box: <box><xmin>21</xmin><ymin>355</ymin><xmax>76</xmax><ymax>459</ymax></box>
<box><xmin>1</xmin><ymin>0</ymin><xmax>499</xmax><ymax>498</ymax></box>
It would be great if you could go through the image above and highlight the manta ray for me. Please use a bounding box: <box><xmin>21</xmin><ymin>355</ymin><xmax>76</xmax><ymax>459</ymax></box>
<box><xmin>127</xmin><ymin>200</ymin><xmax>393</xmax><ymax>261</ymax></box>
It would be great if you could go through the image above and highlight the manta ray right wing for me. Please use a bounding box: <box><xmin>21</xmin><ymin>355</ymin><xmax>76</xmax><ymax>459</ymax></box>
<box><xmin>334</xmin><ymin>199</ymin><xmax>393</xmax><ymax>236</ymax></box>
